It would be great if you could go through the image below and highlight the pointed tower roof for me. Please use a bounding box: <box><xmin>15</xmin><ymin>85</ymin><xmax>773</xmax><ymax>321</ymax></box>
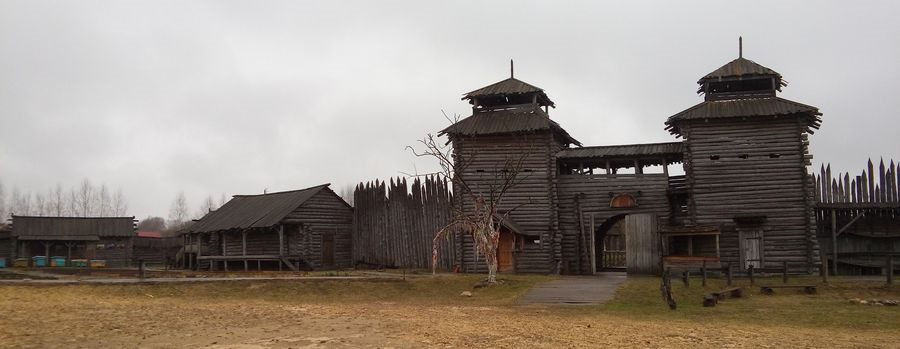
<box><xmin>463</xmin><ymin>77</ymin><xmax>555</xmax><ymax>107</ymax></box>
<box><xmin>699</xmin><ymin>57</ymin><xmax>782</xmax><ymax>83</ymax></box>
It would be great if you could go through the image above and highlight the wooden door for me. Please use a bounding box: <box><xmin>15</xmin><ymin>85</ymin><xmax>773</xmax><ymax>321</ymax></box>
<box><xmin>624</xmin><ymin>214</ymin><xmax>660</xmax><ymax>274</ymax></box>
<box><xmin>740</xmin><ymin>230</ymin><xmax>762</xmax><ymax>270</ymax></box>
<box><xmin>321</xmin><ymin>233</ymin><xmax>335</xmax><ymax>267</ymax></box>
<box><xmin>497</xmin><ymin>230</ymin><xmax>514</xmax><ymax>272</ymax></box>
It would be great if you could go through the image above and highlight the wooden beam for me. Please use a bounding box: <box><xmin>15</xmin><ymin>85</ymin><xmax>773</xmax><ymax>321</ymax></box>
<box><xmin>242</xmin><ymin>230</ymin><xmax>248</xmax><ymax>272</ymax></box>
<box><xmin>836</xmin><ymin>212</ymin><xmax>865</xmax><ymax>236</ymax></box>
<box><xmin>831</xmin><ymin>209</ymin><xmax>838</xmax><ymax>275</ymax></box>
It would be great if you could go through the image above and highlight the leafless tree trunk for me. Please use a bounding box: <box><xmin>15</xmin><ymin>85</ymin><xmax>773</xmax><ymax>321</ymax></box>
<box><xmin>197</xmin><ymin>195</ymin><xmax>217</xmax><ymax>218</ymax></box>
<box><xmin>34</xmin><ymin>192</ymin><xmax>47</xmax><ymax>216</ymax></box>
<box><xmin>52</xmin><ymin>184</ymin><xmax>66</xmax><ymax>216</ymax></box>
<box><xmin>169</xmin><ymin>191</ymin><xmax>189</xmax><ymax>230</ymax></box>
<box><xmin>112</xmin><ymin>189</ymin><xmax>128</xmax><ymax>216</ymax></box>
<box><xmin>98</xmin><ymin>184</ymin><xmax>111</xmax><ymax>216</ymax></box>
<box><xmin>77</xmin><ymin>179</ymin><xmax>94</xmax><ymax>217</ymax></box>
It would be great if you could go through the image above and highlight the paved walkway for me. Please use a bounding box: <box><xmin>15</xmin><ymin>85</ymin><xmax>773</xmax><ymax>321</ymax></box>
<box><xmin>519</xmin><ymin>272</ymin><xmax>627</xmax><ymax>305</ymax></box>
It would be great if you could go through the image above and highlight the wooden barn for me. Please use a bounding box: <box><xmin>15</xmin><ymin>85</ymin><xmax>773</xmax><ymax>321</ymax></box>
<box><xmin>9</xmin><ymin>216</ymin><xmax>137</xmax><ymax>267</ymax></box>
<box><xmin>132</xmin><ymin>231</ymin><xmax>181</xmax><ymax>266</ymax></box>
<box><xmin>184</xmin><ymin>184</ymin><xmax>353</xmax><ymax>271</ymax></box>
<box><xmin>354</xmin><ymin>45</ymin><xmax>827</xmax><ymax>275</ymax></box>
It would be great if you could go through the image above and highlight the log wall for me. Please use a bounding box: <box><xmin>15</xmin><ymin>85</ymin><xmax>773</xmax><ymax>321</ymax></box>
<box><xmin>283</xmin><ymin>188</ymin><xmax>354</xmax><ymax>268</ymax></box>
<box><xmin>353</xmin><ymin>176</ymin><xmax>457</xmax><ymax>270</ymax></box>
<box><xmin>682</xmin><ymin>117</ymin><xmax>817</xmax><ymax>273</ymax></box>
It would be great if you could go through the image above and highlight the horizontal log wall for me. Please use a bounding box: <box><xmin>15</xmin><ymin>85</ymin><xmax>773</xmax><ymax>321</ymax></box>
<box><xmin>452</xmin><ymin>132</ymin><xmax>559</xmax><ymax>273</ymax></box>
<box><xmin>353</xmin><ymin>176</ymin><xmax>456</xmax><ymax>270</ymax></box>
<box><xmin>683</xmin><ymin>117</ymin><xmax>817</xmax><ymax>273</ymax></box>
<box><xmin>557</xmin><ymin>174</ymin><xmax>671</xmax><ymax>274</ymax></box>
<box><xmin>284</xmin><ymin>188</ymin><xmax>354</xmax><ymax>269</ymax></box>
<box><xmin>95</xmin><ymin>237</ymin><xmax>134</xmax><ymax>267</ymax></box>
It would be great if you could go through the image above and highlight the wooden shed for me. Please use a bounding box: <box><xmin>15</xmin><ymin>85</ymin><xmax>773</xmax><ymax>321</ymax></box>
<box><xmin>10</xmin><ymin>216</ymin><xmax>137</xmax><ymax>267</ymax></box>
<box><xmin>185</xmin><ymin>184</ymin><xmax>352</xmax><ymax>271</ymax></box>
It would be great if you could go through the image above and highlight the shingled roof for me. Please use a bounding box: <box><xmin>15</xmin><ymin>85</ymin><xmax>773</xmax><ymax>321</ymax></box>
<box><xmin>440</xmin><ymin>107</ymin><xmax>580</xmax><ymax>146</ymax></box>
<box><xmin>189</xmin><ymin>184</ymin><xmax>334</xmax><ymax>234</ymax></box>
<box><xmin>12</xmin><ymin>216</ymin><xmax>135</xmax><ymax>241</ymax></box>
<box><xmin>699</xmin><ymin>57</ymin><xmax>782</xmax><ymax>82</ymax></box>
<box><xmin>463</xmin><ymin>78</ymin><xmax>555</xmax><ymax>107</ymax></box>
<box><xmin>665</xmin><ymin>97</ymin><xmax>822</xmax><ymax>135</ymax></box>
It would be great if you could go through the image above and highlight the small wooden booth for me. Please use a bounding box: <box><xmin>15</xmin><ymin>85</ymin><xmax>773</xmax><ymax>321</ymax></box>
<box><xmin>659</xmin><ymin>225</ymin><xmax>720</xmax><ymax>270</ymax></box>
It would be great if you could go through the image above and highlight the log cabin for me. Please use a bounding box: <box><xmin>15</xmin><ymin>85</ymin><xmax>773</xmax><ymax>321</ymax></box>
<box><xmin>185</xmin><ymin>184</ymin><xmax>352</xmax><ymax>271</ymax></box>
<box><xmin>9</xmin><ymin>216</ymin><xmax>137</xmax><ymax>267</ymax></box>
<box><xmin>431</xmin><ymin>46</ymin><xmax>824</xmax><ymax>275</ymax></box>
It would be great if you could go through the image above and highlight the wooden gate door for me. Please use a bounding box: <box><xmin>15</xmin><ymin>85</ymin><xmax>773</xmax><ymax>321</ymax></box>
<box><xmin>321</xmin><ymin>233</ymin><xmax>335</xmax><ymax>267</ymax></box>
<box><xmin>740</xmin><ymin>230</ymin><xmax>762</xmax><ymax>270</ymax></box>
<box><xmin>497</xmin><ymin>230</ymin><xmax>514</xmax><ymax>272</ymax></box>
<box><xmin>624</xmin><ymin>214</ymin><xmax>660</xmax><ymax>274</ymax></box>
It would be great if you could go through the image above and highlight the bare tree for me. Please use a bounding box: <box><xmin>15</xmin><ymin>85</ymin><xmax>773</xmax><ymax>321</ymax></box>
<box><xmin>98</xmin><ymin>184</ymin><xmax>111</xmax><ymax>216</ymax></box>
<box><xmin>339</xmin><ymin>184</ymin><xmax>355</xmax><ymax>206</ymax></box>
<box><xmin>197</xmin><ymin>195</ymin><xmax>217</xmax><ymax>218</ymax></box>
<box><xmin>51</xmin><ymin>184</ymin><xmax>67</xmax><ymax>216</ymax></box>
<box><xmin>76</xmin><ymin>179</ymin><xmax>94</xmax><ymax>217</ymax></box>
<box><xmin>218</xmin><ymin>193</ymin><xmax>227</xmax><ymax>207</ymax></box>
<box><xmin>68</xmin><ymin>189</ymin><xmax>80</xmax><ymax>216</ymax></box>
<box><xmin>408</xmin><ymin>113</ymin><xmax>529</xmax><ymax>284</ymax></box>
<box><xmin>34</xmin><ymin>192</ymin><xmax>47</xmax><ymax>216</ymax></box>
<box><xmin>0</xmin><ymin>180</ymin><xmax>7</xmax><ymax>221</ymax></box>
<box><xmin>112</xmin><ymin>189</ymin><xmax>128</xmax><ymax>216</ymax></box>
<box><xmin>169</xmin><ymin>191</ymin><xmax>189</xmax><ymax>229</ymax></box>
<box><xmin>137</xmin><ymin>216</ymin><xmax>167</xmax><ymax>232</ymax></box>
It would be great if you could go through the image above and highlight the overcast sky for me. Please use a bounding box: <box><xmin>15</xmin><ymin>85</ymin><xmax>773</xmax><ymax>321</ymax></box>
<box><xmin>1</xmin><ymin>1</ymin><xmax>898</xmax><ymax>219</ymax></box>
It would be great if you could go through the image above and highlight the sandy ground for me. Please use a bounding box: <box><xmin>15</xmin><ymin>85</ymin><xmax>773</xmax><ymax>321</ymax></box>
<box><xmin>1</xmin><ymin>283</ymin><xmax>897</xmax><ymax>348</ymax></box>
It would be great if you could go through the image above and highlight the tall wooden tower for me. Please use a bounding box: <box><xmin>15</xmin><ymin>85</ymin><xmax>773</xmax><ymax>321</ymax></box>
<box><xmin>441</xmin><ymin>67</ymin><xmax>579</xmax><ymax>274</ymax></box>
<box><xmin>665</xmin><ymin>48</ymin><xmax>823</xmax><ymax>273</ymax></box>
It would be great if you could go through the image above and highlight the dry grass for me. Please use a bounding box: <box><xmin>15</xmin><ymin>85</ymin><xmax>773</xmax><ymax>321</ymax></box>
<box><xmin>0</xmin><ymin>273</ymin><xmax>897</xmax><ymax>348</ymax></box>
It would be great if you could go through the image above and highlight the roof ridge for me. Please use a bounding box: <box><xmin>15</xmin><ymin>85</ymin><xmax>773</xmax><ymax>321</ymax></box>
<box><xmin>232</xmin><ymin>183</ymin><xmax>330</xmax><ymax>197</ymax></box>
<box><xmin>11</xmin><ymin>215</ymin><xmax>135</xmax><ymax>219</ymax></box>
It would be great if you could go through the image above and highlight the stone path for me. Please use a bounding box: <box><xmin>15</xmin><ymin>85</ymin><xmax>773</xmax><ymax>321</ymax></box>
<box><xmin>519</xmin><ymin>272</ymin><xmax>627</xmax><ymax>305</ymax></box>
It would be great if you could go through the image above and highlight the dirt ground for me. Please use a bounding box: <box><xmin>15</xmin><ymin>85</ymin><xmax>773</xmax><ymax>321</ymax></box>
<box><xmin>1</xmin><ymin>277</ymin><xmax>898</xmax><ymax>348</ymax></box>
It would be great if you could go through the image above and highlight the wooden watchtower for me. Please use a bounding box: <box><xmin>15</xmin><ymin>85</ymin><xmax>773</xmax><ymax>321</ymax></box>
<box><xmin>665</xmin><ymin>45</ymin><xmax>823</xmax><ymax>273</ymax></box>
<box><xmin>440</xmin><ymin>64</ymin><xmax>579</xmax><ymax>274</ymax></box>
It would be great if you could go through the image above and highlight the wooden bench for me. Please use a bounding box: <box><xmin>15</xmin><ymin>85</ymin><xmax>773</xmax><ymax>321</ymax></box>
<box><xmin>760</xmin><ymin>285</ymin><xmax>817</xmax><ymax>295</ymax></box>
<box><xmin>703</xmin><ymin>287</ymin><xmax>743</xmax><ymax>307</ymax></box>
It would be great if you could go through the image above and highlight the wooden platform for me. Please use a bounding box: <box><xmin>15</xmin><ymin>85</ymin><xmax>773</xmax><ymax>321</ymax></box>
<box><xmin>518</xmin><ymin>272</ymin><xmax>626</xmax><ymax>305</ymax></box>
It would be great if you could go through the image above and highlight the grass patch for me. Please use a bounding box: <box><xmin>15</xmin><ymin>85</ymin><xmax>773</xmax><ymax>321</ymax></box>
<box><xmin>24</xmin><ymin>273</ymin><xmax>555</xmax><ymax>306</ymax></box>
<box><xmin>593</xmin><ymin>276</ymin><xmax>900</xmax><ymax>332</ymax></box>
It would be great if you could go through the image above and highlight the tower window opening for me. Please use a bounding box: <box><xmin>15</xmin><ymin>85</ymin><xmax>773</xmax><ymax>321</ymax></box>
<box><xmin>709</xmin><ymin>155</ymin><xmax>720</xmax><ymax>160</ymax></box>
<box><xmin>769</xmin><ymin>153</ymin><xmax>781</xmax><ymax>158</ymax></box>
<box><xmin>738</xmin><ymin>154</ymin><xmax>749</xmax><ymax>159</ymax></box>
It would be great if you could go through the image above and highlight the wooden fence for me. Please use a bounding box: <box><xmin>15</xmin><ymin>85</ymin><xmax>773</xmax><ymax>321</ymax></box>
<box><xmin>352</xmin><ymin>176</ymin><xmax>457</xmax><ymax>270</ymax></box>
<box><xmin>815</xmin><ymin>158</ymin><xmax>899</xmax><ymax>205</ymax></box>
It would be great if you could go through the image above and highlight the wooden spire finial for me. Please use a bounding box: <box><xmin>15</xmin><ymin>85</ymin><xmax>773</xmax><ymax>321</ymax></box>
<box><xmin>739</xmin><ymin>36</ymin><xmax>743</xmax><ymax>58</ymax></box>
<box><xmin>510</xmin><ymin>59</ymin><xmax>514</xmax><ymax>78</ymax></box>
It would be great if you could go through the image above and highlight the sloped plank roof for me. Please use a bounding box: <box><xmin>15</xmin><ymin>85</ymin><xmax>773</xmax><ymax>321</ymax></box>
<box><xmin>665</xmin><ymin>97</ymin><xmax>822</xmax><ymax>135</ymax></box>
<box><xmin>464</xmin><ymin>78</ymin><xmax>544</xmax><ymax>98</ymax></box>
<box><xmin>557</xmin><ymin>142</ymin><xmax>684</xmax><ymax>160</ymax></box>
<box><xmin>12</xmin><ymin>216</ymin><xmax>135</xmax><ymax>240</ymax></box>
<box><xmin>440</xmin><ymin>107</ymin><xmax>580</xmax><ymax>146</ymax></box>
<box><xmin>699</xmin><ymin>57</ymin><xmax>781</xmax><ymax>82</ymax></box>
<box><xmin>188</xmin><ymin>184</ymin><xmax>330</xmax><ymax>234</ymax></box>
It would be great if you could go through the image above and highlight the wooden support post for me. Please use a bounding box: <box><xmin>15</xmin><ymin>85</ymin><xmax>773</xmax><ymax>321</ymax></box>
<box><xmin>821</xmin><ymin>253</ymin><xmax>829</xmax><ymax>284</ymax></box>
<box><xmin>605</xmin><ymin>160</ymin><xmax>611</xmax><ymax>175</ymax></box>
<box><xmin>196</xmin><ymin>233</ymin><xmax>202</xmax><ymax>271</ymax></box>
<box><xmin>634</xmin><ymin>160</ymin><xmax>642</xmax><ymax>174</ymax></box>
<box><xmin>222</xmin><ymin>232</ymin><xmax>228</xmax><ymax>272</ymax></box>
<box><xmin>701</xmin><ymin>260</ymin><xmax>707</xmax><ymax>287</ymax></box>
<box><xmin>748</xmin><ymin>265</ymin><xmax>755</xmax><ymax>285</ymax></box>
<box><xmin>242</xmin><ymin>230</ymin><xmax>248</xmax><ymax>272</ymax></box>
<box><xmin>888</xmin><ymin>255</ymin><xmax>894</xmax><ymax>286</ymax></box>
<box><xmin>44</xmin><ymin>242</ymin><xmax>50</xmax><ymax>267</ymax></box>
<box><xmin>257</xmin><ymin>260</ymin><xmax>261</xmax><ymax>271</ymax></box>
<box><xmin>725</xmin><ymin>263</ymin><xmax>733</xmax><ymax>286</ymax></box>
<box><xmin>66</xmin><ymin>243</ymin><xmax>73</xmax><ymax>267</ymax></box>
<box><xmin>138</xmin><ymin>258</ymin><xmax>145</xmax><ymax>280</ymax></box>
<box><xmin>682</xmin><ymin>270</ymin><xmax>690</xmax><ymax>287</ymax></box>
<box><xmin>831</xmin><ymin>209</ymin><xmax>838</xmax><ymax>275</ymax></box>
<box><xmin>782</xmin><ymin>261</ymin><xmax>788</xmax><ymax>284</ymax></box>
<box><xmin>278</xmin><ymin>225</ymin><xmax>285</xmax><ymax>271</ymax></box>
